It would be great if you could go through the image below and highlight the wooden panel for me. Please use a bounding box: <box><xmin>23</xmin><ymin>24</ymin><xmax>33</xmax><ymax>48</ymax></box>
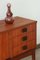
<box><xmin>8</xmin><ymin>31</ymin><xmax>14</xmax><ymax>58</ymax></box>
<box><xmin>2</xmin><ymin>32</ymin><xmax>9</xmax><ymax>59</ymax></box>
<box><xmin>1</xmin><ymin>31</ymin><xmax>14</xmax><ymax>59</ymax></box>
<box><xmin>0</xmin><ymin>33</ymin><xmax>2</xmax><ymax>60</ymax></box>
<box><xmin>13</xmin><ymin>31</ymin><xmax>36</xmax><ymax>47</ymax></box>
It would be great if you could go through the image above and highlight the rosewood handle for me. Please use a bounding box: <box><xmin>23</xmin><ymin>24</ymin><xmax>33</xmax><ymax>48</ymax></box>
<box><xmin>22</xmin><ymin>46</ymin><xmax>27</xmax><ymax>50</ymax></box>
<box><xmin>22</xmin><ymin>36</ymin><xmax>27</xmax><ymax>41</ymax></box>
<box><xmin>22</xmin><ymin>28</ymin><xmax>27</xmax><ymax>32</ymax></box>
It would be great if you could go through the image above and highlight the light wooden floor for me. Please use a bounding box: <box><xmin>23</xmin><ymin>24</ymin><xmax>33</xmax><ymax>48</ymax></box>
<box><xmin>21</xmin><ymin>48</ymin><xmax>40</xmax><ymax>60</ymax></box>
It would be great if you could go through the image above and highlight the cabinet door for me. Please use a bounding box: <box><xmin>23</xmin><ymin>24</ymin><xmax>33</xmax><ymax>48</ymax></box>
<box><xmin>2</xmin><ymin>31</ymin><xmax>14</xmax><ymax>59</ymax></box>
<box><xmin>0</xmin><ymin>33</ymin><xmax>2</xmax><ymax>60</ymax></box>
<box><xmin>2</xmin><ymin>32</ymin><xmax>9</xmax><ymax>59</ymax></box>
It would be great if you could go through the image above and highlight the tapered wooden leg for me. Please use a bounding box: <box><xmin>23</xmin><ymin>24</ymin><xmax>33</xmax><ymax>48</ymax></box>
<box><xmin>32</xmin><ymin>50</ymin><xmax>35</xmax><ymax>60</ymax></box>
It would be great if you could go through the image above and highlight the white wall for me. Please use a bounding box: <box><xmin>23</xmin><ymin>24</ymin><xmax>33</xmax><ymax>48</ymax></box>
<box><xmin>0</xmin><ymin>0</ymin><xmax>40</xmax><ymax>44</ymax></box>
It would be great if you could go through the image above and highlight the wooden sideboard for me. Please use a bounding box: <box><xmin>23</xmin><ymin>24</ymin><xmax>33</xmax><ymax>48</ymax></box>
<box><xmin>0</xmin><ymin>16</ymin><xmax>37</xmax><ymax>60</ymax></box>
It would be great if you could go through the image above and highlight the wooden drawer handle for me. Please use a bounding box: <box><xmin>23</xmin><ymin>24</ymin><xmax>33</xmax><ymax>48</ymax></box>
<box><xmin>22</xmin><ymin>36</ymin><xmax>27</xmax><ymax>41</ymax></box>
<box><xmin>22</xmin><ymin>28</ymin><xmax>27</xmax><ymax>33</ymax></box>
<box><xmin>22</xmin><ymin>46</ymin><xmax>27</xmax><ymax>50</ymax></box>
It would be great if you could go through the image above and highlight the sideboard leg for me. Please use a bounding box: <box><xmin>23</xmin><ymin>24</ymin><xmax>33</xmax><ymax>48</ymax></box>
<box><xmin>32</xmin><ymin>50</ymin><xmax>35</xmax><ymax>60</ymax></box>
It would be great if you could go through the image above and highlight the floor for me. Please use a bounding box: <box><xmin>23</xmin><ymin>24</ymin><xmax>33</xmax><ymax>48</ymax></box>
<box><xmin>21</xmin><ymin>48</ymin><xmax>40</xmax><ymax>60</ymax></box>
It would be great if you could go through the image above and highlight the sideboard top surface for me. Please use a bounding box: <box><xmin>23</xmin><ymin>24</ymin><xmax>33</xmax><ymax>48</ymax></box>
<box><xmin>0</xmin><ymin>16</ymin><xmax>37</xmax><ymax>32</ymax></box>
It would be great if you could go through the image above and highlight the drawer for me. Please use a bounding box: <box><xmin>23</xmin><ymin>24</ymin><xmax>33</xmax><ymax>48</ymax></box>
<box><xmin>6</xmin><ymin>23</ymin><xmax>36</xmax><ymax>37</ymax></box>
<box><xmin>13</xmin><ymin>44</ymin><xmax>29</xmax><ymax>57</ymax></box>
<box><xmin>13</xmin><ymin>40</ymin><xmax>36</xmax><ymax>57</ymax></box>
<box><xmin>12</xmin><ymin>23</ymin><xmax>36</xmax><ymax>36</ymax></box>
<box><xmin>13</xmin><ymin>31</ymin><xmax>36</xmax><ymax>47</ymax></box>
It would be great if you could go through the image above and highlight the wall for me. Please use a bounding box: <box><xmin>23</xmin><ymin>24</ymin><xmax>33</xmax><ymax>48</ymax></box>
<box><xmin>0</xmin><ymin>0</ymin><xmax>40</xmax><ymax>44</ymax></box>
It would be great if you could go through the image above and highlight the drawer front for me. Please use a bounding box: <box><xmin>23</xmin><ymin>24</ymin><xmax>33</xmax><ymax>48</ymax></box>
<box><xmin>13</xmin><ymin>44</ymin><xmax>28</xmax><ymax>57</ymax></box>
<box><xmin>13</xmin><ymin>31</ymin><xmax>36</xmax><ymax>47</ymax></box>
<box><xmin>12</xmin><ymin>23</ymin><xmax>36</xmax><ymax>36</ymax></box>
<box><xmin>13</xmin><ymin>40</ymin><xmax>36</xmax><ymax>57</ymax></box>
